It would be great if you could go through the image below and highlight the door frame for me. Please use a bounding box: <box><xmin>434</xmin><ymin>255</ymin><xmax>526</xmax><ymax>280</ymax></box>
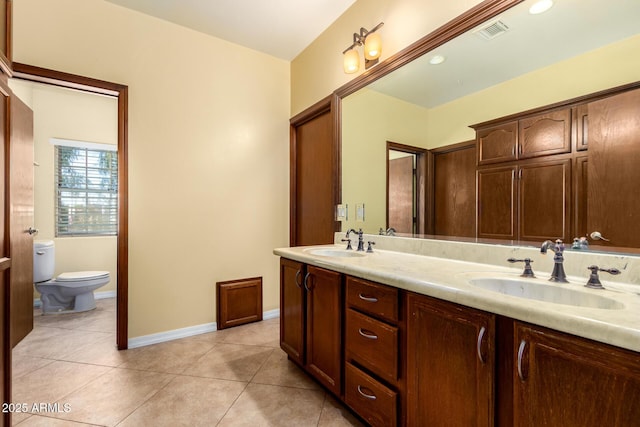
<box><xmin>12</xmin><ymin>62</ymin><xmax>129</xmax><ymax>350</ymax></box>
<box><xmin>386</xmin><ymin>141</ymin><xmax>431</xmax><ymax>235</ymax></box>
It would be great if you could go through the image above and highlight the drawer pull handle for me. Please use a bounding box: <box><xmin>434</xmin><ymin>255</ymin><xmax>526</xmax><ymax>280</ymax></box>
<box><xmin>358</xmin><ymin>328</ymin><xmax>378</xmax><ymax>340</ymax></box>
<box><xmin>358</xmin><ymin>293</ymin><xmax>378</xmax><ymax>303</ymax></box>
<box><xmin>476</xmin><ymin>326</ymin><xmax>486</xmax><ymax>364</ymax></box>
<box><xmin>357</xmin><ymin>385</ymin><xmax>377</xmax><ymax>400</ymax></box>
<box><xmin>303</xmin><ymin>272</ymin><xmax>311</xmax><ymax>292</ymax></box>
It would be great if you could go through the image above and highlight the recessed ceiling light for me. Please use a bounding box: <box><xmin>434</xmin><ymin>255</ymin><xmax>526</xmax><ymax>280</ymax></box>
<box><xmin>529</xmin><ymin>0</ymin><xmax>554</xmax><ymax>15</ymax></box>
<box><xmin>429</xmin><ymin>55</ymin><xmax>446</xmax><ymax>65</ymax></box>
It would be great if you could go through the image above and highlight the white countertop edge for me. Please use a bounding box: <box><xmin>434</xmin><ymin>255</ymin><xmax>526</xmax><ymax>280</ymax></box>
<box><xmin>274</xmin><ymin>245</ymin><xmax>640</xmax><ymax>353</ymax></box>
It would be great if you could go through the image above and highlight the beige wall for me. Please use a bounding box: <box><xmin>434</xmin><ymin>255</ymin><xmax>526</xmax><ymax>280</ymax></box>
<box><xmin>13</xmin><ymin>0</ymin><xmax>290</xmax><ymax>338</ymax></box>
<box><xmin>9</xmin><ymin>79</ymin><xmax>119</xmax><ymax>296</ymax></box>
<box><xmin>291</xmin><ymin>0</ymin><xmax>483</xmax><ymax>115</ymax></box>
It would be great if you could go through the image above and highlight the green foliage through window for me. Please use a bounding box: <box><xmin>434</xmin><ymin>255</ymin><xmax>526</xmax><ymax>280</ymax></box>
<box><xmin>55</xmin><ymin>145</ymin><xmax>118</xmax><ymax>236</ymax></box>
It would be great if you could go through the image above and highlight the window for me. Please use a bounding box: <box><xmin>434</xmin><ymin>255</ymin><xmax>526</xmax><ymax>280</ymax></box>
<box><xmin>55</xmin><ymin>143</ymin><xmax>118</xmax><ymax>236</ymax></box>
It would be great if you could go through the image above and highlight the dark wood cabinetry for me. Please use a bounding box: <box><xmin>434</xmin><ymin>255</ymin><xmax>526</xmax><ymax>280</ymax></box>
<box><xmin>513</xmin><ymin>322</ymin><xmax>640</xmax><ymax>427</ymax></box>
<box><xmin>587</xmin><ymin>88</ymin><xmax>640</xmax><ymax>248</ymax></box>
<box><xmin>518</xmin><ymin>109</ymin><xmax>571</xmax><ymax>159</ymax></box>
<box><xmin>477</xmin><ymin>121</ymin><xmax>518</xmax><ymax>165</ymax></box>
<box><xmin>433</xmin><ymin>141</ymin><xmax>476</xmax><ymax>237</ymax></box>
<box><xmin>344</xmin><ymin>276</ymin><xmax>403</xmax><ymax>427</ymax></box>
<box><xmin>406</xmin><ymin>293</ymin><xmax>495</xmax><ymax>427</ymax></box>
<box><xmin>279</xmin><ymin>259</ymin><xmax>343</xmax><ymax>396</ymax></box>
<box><xmin>477</xmin><ymin>165</ymin><xmax>517</xmax><ymax>240</ymax></box>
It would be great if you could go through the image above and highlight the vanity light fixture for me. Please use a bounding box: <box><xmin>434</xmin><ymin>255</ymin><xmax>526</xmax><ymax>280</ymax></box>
<box><xmin>342</xmin><ymin>22</ymin><xmax>384</xmax><ymax>74</ymax></box>
<box><xmin>529</xmin><ymin>0</ymin><xmax>554</xmax><ymax>15</ymax></box>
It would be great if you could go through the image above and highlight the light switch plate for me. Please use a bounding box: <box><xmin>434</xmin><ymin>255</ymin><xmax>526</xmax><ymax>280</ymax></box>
<box><xmin>336</xmin><ymin>204</ymin><xmax>348</xmax><ymax>221</ymax></box>
<box><xmin>356</xmin><ymin>203</ymin><xmax>365</xmax><ymax>222</ymax></box>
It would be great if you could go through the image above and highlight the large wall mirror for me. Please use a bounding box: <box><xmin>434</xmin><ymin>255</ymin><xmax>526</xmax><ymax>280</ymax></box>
<box><xmin>340</xmin><ymin>0</ymin><xmax>640</xmax><ymax>254</ymax></box>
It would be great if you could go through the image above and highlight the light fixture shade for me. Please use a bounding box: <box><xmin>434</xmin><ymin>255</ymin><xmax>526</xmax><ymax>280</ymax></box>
<box><xmin>364</xmin><ymin>32</ymin><xmax>382</xmax><ymax>60</ymax></box>
<box><xmin>343</xmin><ymin>49</ymin><xmax>360</xmax><ymax>74</ymax></box>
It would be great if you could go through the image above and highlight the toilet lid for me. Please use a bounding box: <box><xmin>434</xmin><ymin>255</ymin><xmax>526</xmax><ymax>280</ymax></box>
<box><xmin>56</xmin><ymin>271</ymin><xmax>110</xmax><ymax>282</ymax></box>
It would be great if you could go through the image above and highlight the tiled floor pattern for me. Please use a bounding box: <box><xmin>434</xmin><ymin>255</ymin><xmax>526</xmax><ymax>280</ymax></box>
<box><xmin>12</xmin><ymin>299</ymin><xmax>364</xmax><ymax>426</ymax></box>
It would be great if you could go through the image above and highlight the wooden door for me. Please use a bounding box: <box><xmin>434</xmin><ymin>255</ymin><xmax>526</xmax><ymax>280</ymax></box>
<box><xmin>8</xmin><ymin>93</ymin><xmax>34</xmax><ymax>347</ymax></box>
<box><xmin>514</xmin><ymin>322</ymin><xmax>640</xmax><ymax>427</ymax></box>
<box><xmin>407</xmin><ymin>293</ymin><xmax>495</xmax><ymax>427</ymax></box>
<box><xmin>477</xmin><ymin>165</ymin><xmax>517</xmax><ymax>240</ymax></box>
<box><xmin>388</xmin><ymin>155</ymin><xmax>414</xmax><ymax>234</ymax></box>
<box><xmin>587</xmin><ymin>88</ymin><xmax>640</xmax><ymax>248</ymax></box>
<box><xmin>290</xmin><ymin>97</ymin><xmax>338</xmax><ymax>246</ymax></box>
<box><xmin>305</xmin><ymin>265</ymin><xmax>342</xmax><ymax>396</ymax></box>
<box><xmin>279</xmin><ymin>258</ymin><xmax>305</xmax><ymax>365</ymax></box>
<box><xmin>518</xmin><ymin>158</ymin><xmax>571</xmax><ymax>242</ymax></box>
<box><xmin>433</xmin><ymin>142</ymin><xmax>476</xmax><ymax>237</ymax></box>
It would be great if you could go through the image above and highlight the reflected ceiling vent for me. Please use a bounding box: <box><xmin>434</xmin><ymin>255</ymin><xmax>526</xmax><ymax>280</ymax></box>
<box><xmin>473</xmin><ymin>19</ymin><xmax>510</xmax><ymax>40</ymax></box>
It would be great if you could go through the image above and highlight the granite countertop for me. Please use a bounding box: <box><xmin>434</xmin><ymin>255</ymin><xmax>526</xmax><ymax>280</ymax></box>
<box><xmin>274</xmin><ymin>244</ymin><xmax>640</xmax><ymax>353</ymax></box>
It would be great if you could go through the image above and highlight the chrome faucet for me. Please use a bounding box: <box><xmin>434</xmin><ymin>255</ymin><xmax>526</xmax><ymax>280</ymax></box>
<box><xmin>346</xmin><ymin>228</ymin><xmax>365</xmax><ymax>251</ymax></box>
<box><xmin>540</xmin><ymin>239</ymin><xmax>568</xmax><ymax>282</ymax></box>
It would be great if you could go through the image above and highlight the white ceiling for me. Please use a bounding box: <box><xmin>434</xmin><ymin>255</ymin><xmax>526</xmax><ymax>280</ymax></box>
<box><xmin>103</xmin><ymin>0</ymin><xmax>357</xmax><ymax>60</ymax></box>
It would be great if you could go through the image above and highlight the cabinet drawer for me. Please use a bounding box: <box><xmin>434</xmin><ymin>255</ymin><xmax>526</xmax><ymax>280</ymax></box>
<box><xmin>346</xmin><ymin>308</ymin><xmax>398</xmax><ymax>382</ymax></box>
<box><xmin>345</xmin><ymin>362</ymin><xmax>397</xmax><ymax>427</ymax></box>
<box><xmin>346</xmin><ymin>276</ymin><xmax>398</xmax><ymax>322</ymax></box>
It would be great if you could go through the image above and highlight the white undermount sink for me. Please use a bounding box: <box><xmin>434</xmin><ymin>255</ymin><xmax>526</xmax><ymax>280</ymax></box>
<box><xmin>468</xmin><ymin>277</ymin><xmax>625</xmax><ymax>310</ymax></box>
<box><xmin>305</xmin><ymin>248</ymin><xmax>366</xmax><ymax>258</ymax></box>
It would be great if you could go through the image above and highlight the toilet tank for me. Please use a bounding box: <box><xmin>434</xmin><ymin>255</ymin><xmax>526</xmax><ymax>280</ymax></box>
<box><xmin>33</xmin><ymin>240</ymin><xmax>55</xmax><ymax>283</ymax></box>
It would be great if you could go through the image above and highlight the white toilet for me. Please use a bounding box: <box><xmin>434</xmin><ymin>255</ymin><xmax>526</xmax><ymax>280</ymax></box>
<box><xmin>33</xmin><ymin>240</ymin><xmax>110</xmax><ymax>314</ymax></box>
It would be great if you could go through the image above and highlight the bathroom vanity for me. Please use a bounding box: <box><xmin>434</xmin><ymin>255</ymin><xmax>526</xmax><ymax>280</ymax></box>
<box><xmin>275</xmin><ymin>240</ymin><xmax>640</xmax><ymax>426</ymax></box>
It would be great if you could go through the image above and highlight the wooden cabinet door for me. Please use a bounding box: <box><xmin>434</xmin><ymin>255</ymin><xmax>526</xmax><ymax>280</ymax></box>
<box><xmin>279</xmin><ymin>258</ymin><xmax>305</xmax><ymax>365</ymax></box>
<box><xmin>518</xmin><ymin>158</ymin><xmax>571</xmax><ymax>242</ymax></box>
<box><xmin>573</xmin><ymin>104</ymin><xmax>588</xmax><ymax>151</ymax></box>
<box><xmin>587</xmin><ymin>88</ymin><xmax>640</xmax><ymax>248</ymax></box>
<box><xmin>477</xmin><ymin>166</ymin><xmax>516</xmax><ymax>240</ymax></box>
<box><xmin>407</xmin><ymin>293</ymin><xmax>495</xmax><ymax>427</ymax></box>
<box><xmin>305</xmin><ymin>265</ymin><xmax>342</xmax><ymax>396</ymax></box>
<box><xmin>433</xmin><ymin>142</ymin><xmax>476</xmax><ymax>237</ymax></box>
<box><xmin>514</xmin><ymin>322</ymin><xmax>640</xmax><ymax>427</ymax></box>
<box><xmin>518</xmin><ymin>109</ymin><xmax>571</xmax><ymax>159</ymax></box>
<box><xmin>477</xmin><ymin>121</ymin><xmax>517</xmax><ymax>165</ymax></box>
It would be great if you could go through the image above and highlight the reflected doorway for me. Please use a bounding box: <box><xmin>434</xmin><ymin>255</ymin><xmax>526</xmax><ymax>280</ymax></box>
<box><xmin>386</xmin><ymin>141</ymin><xmax>430</xmax><ymax>235</ymax></box>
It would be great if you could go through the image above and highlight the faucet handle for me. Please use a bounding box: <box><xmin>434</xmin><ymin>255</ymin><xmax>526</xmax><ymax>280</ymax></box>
<box><xmin>366</xmin><ymin>241</ymin><xmax>376</xmax><ymax>253</ymax></box>
<box><xmin>585</xmin><ymin>265</ymin><xmax>621</xmax><ymax>289</ymax></box>
<box><xmin>341</xmin><ymin>238</ymin><xmax>353</xmax><ymax>251</ymax></box>
<box><xmin>507</xmin><ymin>258</ymin><xmax>535</xmax><ymax>278</ymax></box>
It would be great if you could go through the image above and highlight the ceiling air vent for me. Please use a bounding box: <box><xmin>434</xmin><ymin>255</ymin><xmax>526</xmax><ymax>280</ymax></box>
<box><xmin>473</xmin><ymin>20</ymin><xmax>510</xmax><ymax>40</ymax></box>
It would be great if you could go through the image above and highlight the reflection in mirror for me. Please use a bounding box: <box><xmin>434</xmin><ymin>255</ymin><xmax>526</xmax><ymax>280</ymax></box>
<box><xmin>341</xmin><ymin>0</ymin><xmax>640</xmax><ymax>254</ymax></box>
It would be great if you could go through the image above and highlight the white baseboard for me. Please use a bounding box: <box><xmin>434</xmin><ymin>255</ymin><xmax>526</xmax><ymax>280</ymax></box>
<box><xmin>33</xmin><ymin>290</ymin><xmax>117</xmax><ymax>308</ymax></box>
<box><xmin>128</xmin><ymin>308</ymin><xmax>280</xmax><ymax>349</ymax></box>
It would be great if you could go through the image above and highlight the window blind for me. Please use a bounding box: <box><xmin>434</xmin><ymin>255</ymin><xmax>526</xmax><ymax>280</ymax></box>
<box><xmin>55</xmin><ymin>145</ymin><xmax>118</xmax><ymax>236</ymax></box>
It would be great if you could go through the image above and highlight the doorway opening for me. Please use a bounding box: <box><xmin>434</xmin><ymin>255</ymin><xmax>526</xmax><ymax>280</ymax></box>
<box><xmin>12</xmin><ymin>63</ymin><xmax>128</xmax><ymax>349</ymax></box>
<box><xmin>386</xmin><ymin>141</ymin><xmax>430</xmax><ymax>235</ymax></box>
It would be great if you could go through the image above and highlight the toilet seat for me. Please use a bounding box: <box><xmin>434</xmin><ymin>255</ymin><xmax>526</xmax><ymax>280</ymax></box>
<box><xmin>56</xmin><ymin>271</ymin><xmax>110</xmax><ymax>282</ymax></box>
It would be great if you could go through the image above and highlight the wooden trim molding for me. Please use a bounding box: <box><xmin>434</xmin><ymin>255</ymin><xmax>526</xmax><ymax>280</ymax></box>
<box><xmin>12</xmin><ymin>62</ymin><xmax>130</xmax><ymax>350</ymax></box>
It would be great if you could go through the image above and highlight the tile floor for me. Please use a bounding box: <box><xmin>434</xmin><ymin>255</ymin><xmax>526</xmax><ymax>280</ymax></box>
<box><xmin>11</xmin><ymin>299</ymin><xmax>364</xmax><ymax>426</ymax></box>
